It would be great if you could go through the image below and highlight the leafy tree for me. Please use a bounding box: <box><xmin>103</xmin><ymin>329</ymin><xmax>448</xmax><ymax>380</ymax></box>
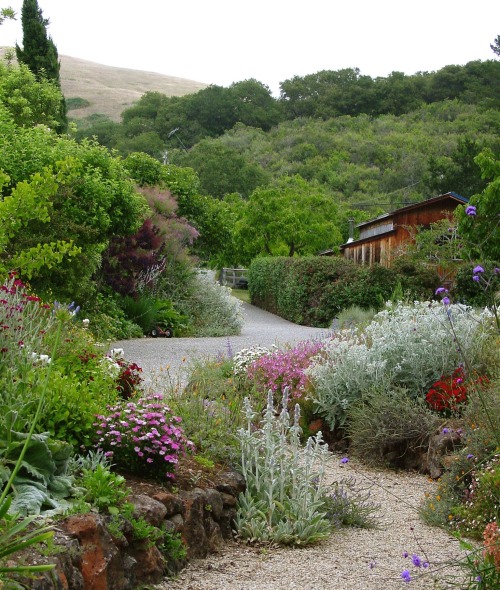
<box><xmin>15</xmin><ymin>0</ymin><xmax>67</xmax><ymax>131</ymax></box>
<box><xmin>457</xmin><ymin>149</ymin><xmax>500</xmax><ymax>261</ymax></box>
<box><xmin>229</xmin><ymin>79</ymin><xmax>282</xmax><ymax>130</ymax></box>
<box><xmin>0</xmin><ymin>6</ymin><xmax>15</xmax><ymax>24</ymax></box>
<box><xmin>74</xmin><ymin>114</ymin><xmax>123</xmax><ymax>149</ymax></box>
<box><xmin>426</xmin><ymin>137</ymin><xmax>489</xmax><ymax>198</ymax></box>
<box><xmin>234</xmin><ymin>175</ymin><xmax>343</xmax><ymax>262</ymax></box>
<box><xmin>0</xmin><ymin>61</ymin><xmax>64</xmax><ymax>128</ymax></box>
<box><xmin>173</xmin><ymin>139</ymin><xmax>270</xmax><ymax>199</ymax></box>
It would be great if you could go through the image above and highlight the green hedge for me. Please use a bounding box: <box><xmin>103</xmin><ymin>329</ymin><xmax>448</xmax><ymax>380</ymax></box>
<box><xmin>248</xmin><ymin>256</ymin><xmax>439</xmax><ymax>327</ymax></box>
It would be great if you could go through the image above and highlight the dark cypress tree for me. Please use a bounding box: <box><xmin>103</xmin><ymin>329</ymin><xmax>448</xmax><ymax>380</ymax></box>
<box><xmin>15</xmin><ymin>0</ymin><xmax>67</xmax><ymax>131</ymax></box>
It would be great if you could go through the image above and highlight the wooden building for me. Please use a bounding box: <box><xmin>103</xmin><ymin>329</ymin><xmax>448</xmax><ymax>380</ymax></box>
<box><xmin>339</xmin><ymin>192</ymin><xmax>468</xmax><ymax>267</ymax></box>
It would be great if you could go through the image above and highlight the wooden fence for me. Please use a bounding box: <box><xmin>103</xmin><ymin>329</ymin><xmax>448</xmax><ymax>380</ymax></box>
<box><xmin>220</xmin><ymin>268</ymin><xmax>248</xmax><ymax>288</ymax></box>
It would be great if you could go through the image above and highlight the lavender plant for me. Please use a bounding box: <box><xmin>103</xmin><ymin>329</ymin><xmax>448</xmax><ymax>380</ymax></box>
<box><xmin>235</xmin><ymin>389</ymin><xmax>331</xmax><ymax>545</ymax></box>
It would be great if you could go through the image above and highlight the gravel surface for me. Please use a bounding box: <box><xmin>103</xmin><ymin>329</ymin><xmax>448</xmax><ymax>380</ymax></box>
<box><xmin>112</xmin><ymin>300</ymin><xmax>467</xmax><ymax>590</ymax></box>
<box><xmin>157</xmin><ymin>458</ymin><xmax>465</xmax><ymax>590</ymax></box>
<box><xmin>111</xmin><ymin>301</ymin><xmax>329</xmax><ymax>389</ymax></box>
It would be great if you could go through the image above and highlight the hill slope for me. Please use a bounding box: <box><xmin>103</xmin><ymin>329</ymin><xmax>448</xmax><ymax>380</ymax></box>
<box><xmin>0</xmin><ymin>48</ymin><xmax>208</xmax><ymax>121</ymax></box>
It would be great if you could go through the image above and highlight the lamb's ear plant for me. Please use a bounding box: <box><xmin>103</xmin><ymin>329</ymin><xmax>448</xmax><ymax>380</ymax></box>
<box><xmin>235</xmin><ymin>388</ymin><xmax>331</xmax><ymax>545</ymax></box>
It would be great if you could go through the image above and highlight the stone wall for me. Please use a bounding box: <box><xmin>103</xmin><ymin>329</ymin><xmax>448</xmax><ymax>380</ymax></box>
<box><xmin>25</xmin><ymin>471</ymin><xmax>246</xmax><ymax>590</ymax></box>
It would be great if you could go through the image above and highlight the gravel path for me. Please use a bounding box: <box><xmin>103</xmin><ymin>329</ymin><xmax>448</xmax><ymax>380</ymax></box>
<box><xmin>112</xmin><ymin>301</ymin><xmax>329</xmax><ymax>388</ymax></box>
<box><xmin>112</xmin><ymin>300</ymin><xmax>467</xmax><ymax>590</ymax></box>
<box><xmin>158</xmin><ymin>458</ymin><xmax>465</xmax><ymax>590</ymax></box>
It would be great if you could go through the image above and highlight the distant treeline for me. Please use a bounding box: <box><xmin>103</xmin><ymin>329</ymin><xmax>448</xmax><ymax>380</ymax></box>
<box><xmin>75</xmin><ymin>61</ymin><xmax>500</xmax><ymax>156</ymax></box>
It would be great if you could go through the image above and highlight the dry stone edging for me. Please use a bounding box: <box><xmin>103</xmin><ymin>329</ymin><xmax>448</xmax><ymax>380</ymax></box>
<box><xmin>24</xmin><ymin>471</ymin><xmax>246</xmax><ymax>590</ymax></box>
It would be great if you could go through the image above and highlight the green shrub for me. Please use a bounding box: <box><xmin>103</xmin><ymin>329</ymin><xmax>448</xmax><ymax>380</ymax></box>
<box><xmin>169</xmin><ymin>358</ymin><xmax>251</xmax><ymax>465</ymax></box>
<box><xmin>309</xmin><ymin>301</ymin><xmax>492</xmax><ymax>431</ymax></box>
<box><xmin>248</xmin><ymin>256</ymin><xmax>398</xmax><ymax>327</ymax></box>
<box><xmin>336</xmin><ymin>305</ymin><xmax>378</xmax><ymax>329</ymax></box>
<box><xmin>347</xmin><ymin>387</ymin><xmax>440</xmax><ymax>468</ymax></box>
<box><xmin>120</xmin><ymin>294</ymin><xmax>187</xmax><ymax>336</ymax></box>
<box><xmin>31</xmin><ymin>368</ymin><xmax>119</xmax><ymax>448</ymax></box>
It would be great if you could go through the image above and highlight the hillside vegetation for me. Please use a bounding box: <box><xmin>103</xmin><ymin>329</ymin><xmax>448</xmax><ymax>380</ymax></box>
<box><xmin>0</xmin><ymin>47</ymin><xmax>207</xmax><ymax>120</ymax></box>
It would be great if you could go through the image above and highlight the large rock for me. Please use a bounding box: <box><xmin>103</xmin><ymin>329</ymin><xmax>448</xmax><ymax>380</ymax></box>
<box><xmin>427</xmin><ymin>428</ymin><xmax>463</xmax><ymax>479</ymax></box>
<box><xmin>64</xmin><ymin>514</ymin><xmax>136</xmax><ymax>590</ymax></box>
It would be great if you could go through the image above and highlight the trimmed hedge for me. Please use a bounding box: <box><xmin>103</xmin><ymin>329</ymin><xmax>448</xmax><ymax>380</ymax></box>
<box><xmin>248</xmin><ymin>256</ymin><xmax>439</xmax><ymax>327</ymax></box>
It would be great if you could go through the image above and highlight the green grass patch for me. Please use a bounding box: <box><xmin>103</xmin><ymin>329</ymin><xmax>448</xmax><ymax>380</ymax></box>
<box><xmin>232</xmin><ymin>288</ymin><xmax>250</xmax><ymax>303</ymax></box>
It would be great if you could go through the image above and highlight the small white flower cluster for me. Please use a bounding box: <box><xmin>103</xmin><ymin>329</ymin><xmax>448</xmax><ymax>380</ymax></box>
<box><xmin>233</xmin><ymin>344</ymin><xmax>278</xmax><ymax>376</ymax></box>
<box><xmin>31</xmin><ymin>352</ymin><xmax>51</xmax><ymax>365</ymax></box>
<box><xmin>101</xmin><ymin>348</ymin><xmax>124</xmax><ymax>378</ymax></box>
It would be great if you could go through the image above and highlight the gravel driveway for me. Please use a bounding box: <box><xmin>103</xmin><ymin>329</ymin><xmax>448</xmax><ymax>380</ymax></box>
<box><xmin>112</xmin><ymin>301</ymin><xmax>329</xmax><ymax>387</ymax></box>
<box><xmin>114</xmin><ymin>300</ymin><xmax>466</xmax><ymax>590</ymax></box>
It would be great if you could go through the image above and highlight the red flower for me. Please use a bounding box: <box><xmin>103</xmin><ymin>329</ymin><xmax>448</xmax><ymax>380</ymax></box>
<box><xmin>426</xmin><ymin>368</ymin><xmax>488</xmax><ymax>414</ymax></box>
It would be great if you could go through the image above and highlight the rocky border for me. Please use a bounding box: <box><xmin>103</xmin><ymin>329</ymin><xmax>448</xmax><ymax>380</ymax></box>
<box><xmin>22</xmin><ymin>471</ymin><xmax>245</xmax><ymax>590</ymax></box>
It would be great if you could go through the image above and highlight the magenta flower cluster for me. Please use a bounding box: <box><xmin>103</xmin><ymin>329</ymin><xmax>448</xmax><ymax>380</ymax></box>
<box><xmin>94</xmin><ymin>393</ymin><xmax>194</xmax><ymax>479</ymax></box>
<box><xmin>246</xmin><ymin>340</ymin><xmax>324</xmax><ymax>400</ymax></box>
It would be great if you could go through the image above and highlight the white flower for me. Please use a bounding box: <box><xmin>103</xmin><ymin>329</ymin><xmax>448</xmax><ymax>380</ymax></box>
<box><xmin>82</xmin><ymin>318</ymin><xmax>90</xmax><ymax>328</ymax></box>
<box><xmin>110</xmin><ymin>348</ymin><xmax>124</xmax><ymax>359</ymax></box>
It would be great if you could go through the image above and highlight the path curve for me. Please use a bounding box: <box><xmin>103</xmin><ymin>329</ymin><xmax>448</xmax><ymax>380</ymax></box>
<box><xmin>112</xmin><ymin>301</ymin><xmax>329</xmax><ymax>386</ymax></box>
<box><xmin>113</xmin><ymin>301</ymin><xmax>466</xmax><ymax>589</ymax></box>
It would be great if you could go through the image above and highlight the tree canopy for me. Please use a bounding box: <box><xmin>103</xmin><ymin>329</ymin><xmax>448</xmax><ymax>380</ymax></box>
<box><xmin>15</xmin><ymin>0</ymin><xmax>67</xmax><ymax>131</ymax></box>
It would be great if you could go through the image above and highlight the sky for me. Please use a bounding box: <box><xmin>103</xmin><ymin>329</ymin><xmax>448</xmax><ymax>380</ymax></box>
<box><xmin>1</xmin><ymin>0</ymin><xmax>499</xmax><ymax>95</ymax></box>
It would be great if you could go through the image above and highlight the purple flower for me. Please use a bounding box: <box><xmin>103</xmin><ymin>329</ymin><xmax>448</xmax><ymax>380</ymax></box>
<box><xmin>402</xmin><ymin>551</ymin><xmax>409</xmax><ymax>558</ymax></box>
<box><xmin>442</xmin><ymin>428</ymin><xmax>450</xmax><ymax>434</ymax></box>
<box><xmin>435</xmin><ymin>287</ymin><xmax>448</xmax><ymax>295</ymax></box>
<box><xmin>442</xmin><ymin>297</ymin><xmax>451</xmax><ymax>306</ymax></box>
<box><xmin>473</xmin><ymin>265</ymin><xmax>484</xmax><ymax>274</ymax></box>
<box><xmin>401</xmin><ymin>569</ymin><xmax>411</xmax><ymax>582</ymax></box>
<box><xmin>494</xmin><ymin>268</ymin><xmax>499</xmax><ymax>275</ymax></box>
<box><xmin>465</xmin><ymin>205</ymin><xmax>477</xmax><ymax>216</ymax></box>
<box><xmin>467</xmin><ymin>454</ymin><xmax>474</xmax><ymax>460</ymax></box>
<box><xmin>412</xmin><ymin>554</ymin><xmax>422</xmax><ymax>567</ymax></box>
<box><xmin>472</xmin><ymin>275</ymin><xmax>480</xmax><ymax>282</ymax></box>
<box><xmin>340</xmin><ymin>457</ymin><xmax>349</xmax><ymax>464</ymax></box>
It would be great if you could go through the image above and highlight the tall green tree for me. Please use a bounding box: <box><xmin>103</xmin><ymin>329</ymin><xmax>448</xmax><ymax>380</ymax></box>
<box><xmin>15</xmin><ymin>0</ymin><xmax>67</xmax><ymax>131</ymax></box>
<box><xmin>234</xmin><ymin>175</ymin><xmax>343</xmax><ymax>262</ymax></box>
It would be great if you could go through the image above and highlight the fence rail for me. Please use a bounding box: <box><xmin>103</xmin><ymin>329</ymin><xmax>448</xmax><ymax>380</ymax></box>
<box><xmin>220</xmin><ymin>268</ymin><xmax>248</xmax><ymax>288</ymax></box>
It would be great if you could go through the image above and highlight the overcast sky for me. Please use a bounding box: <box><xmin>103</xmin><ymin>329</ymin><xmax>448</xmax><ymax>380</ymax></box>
<box><xmin>2</xmin><ymin>0</ymin><xmax>499</xmax><ymax>94</ymax></box>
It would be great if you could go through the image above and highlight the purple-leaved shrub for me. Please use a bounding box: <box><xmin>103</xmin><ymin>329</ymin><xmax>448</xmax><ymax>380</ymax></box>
<box><xmin>94</xmin><ymin>394</ymin><xmax>194</xmax><ymax>480</ymax></box>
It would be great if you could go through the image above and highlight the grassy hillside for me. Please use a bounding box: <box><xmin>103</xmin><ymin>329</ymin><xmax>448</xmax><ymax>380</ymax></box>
<box><xmin>0</xmin><ymin>48</ymin><xmax>207</xmax><ymax>121</ymax></box>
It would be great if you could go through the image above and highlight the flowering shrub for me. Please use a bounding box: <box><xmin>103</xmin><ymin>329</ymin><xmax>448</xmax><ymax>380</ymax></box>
<box><xmin>0</xmin><ymin>274</ymin><xmax>53</xmax><ymax>368</ymax></box>
<box><xmin>115</xmin><ymin>359</ymin><xmax>143</xmax><ymax>399</ymax></box>
<box><xmin>455</xmin><ymin>455</ymin><xmax>500</xmax><ymax>539</ymax></box>
<box><xmin>308</xmin><ymin>301</ymin><xmax>492</xmax><ymax>430</ymax></box>
<box><xmin>246</xmin><ymin>340</ymin><xmax>324</xmax><ymax>400</ymax></box>
<box><xmin>232</xmin><ymin>345</ymin><xmax>277</xmax><ymax>376</ymax></box>
<box><xmin>426</xmin><ymin>368</ymin><xmax>489</xmax><ymax>414</ymax></box>
<box><xmin>95</xmin><ymin>394</ymin><xmax>194</xmax><ymax>480</ymax></box>
<box><xmin>426</xmin><ymin>367</ymin><xmax>468</xmax><ymax>413</ymax></box>
<box><xmin>484</xmin><ymin>522</ymin><xmax>500</xmax><ymax>572</ymax></box>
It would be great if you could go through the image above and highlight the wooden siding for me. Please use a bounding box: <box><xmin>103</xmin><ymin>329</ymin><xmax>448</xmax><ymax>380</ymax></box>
<box><xmin>340</xmin><ymin>193</ymin><xmax>467</xmax><ymax>267</ymax></box>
